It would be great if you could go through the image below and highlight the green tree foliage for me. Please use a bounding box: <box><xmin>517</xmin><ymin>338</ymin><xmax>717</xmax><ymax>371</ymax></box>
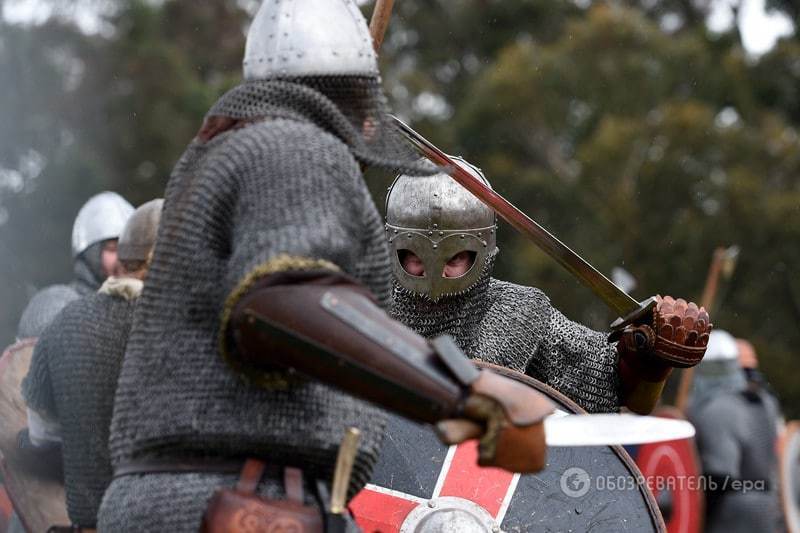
<box><xmin>377</xmin><ymin>3</ymin><xmax>800</xmax><ymax>414</ymax></box>
<box><xmin>0</xmin><ymin>0</ymin><xmax>797</xmax><ymax>415</ymax></box>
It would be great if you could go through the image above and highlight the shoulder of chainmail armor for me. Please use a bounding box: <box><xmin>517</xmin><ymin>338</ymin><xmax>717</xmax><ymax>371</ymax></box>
<box><xmin>21</xmin><ymin>295</ymin><xmax>87</xmax><ymax>419</ymax></box>
<box><xmin>485</xmin><ymin>278</ymin><xmax>551</xmax><ymax>309</ymax></box>
<box><xmin>202</xmin><ymin>117</ymin><xmax>362</xmax><ymax>194</ymax></box>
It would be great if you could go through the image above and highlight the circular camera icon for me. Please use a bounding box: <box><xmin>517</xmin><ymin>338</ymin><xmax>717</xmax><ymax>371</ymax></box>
<box><xmin>560</xmin><ymin>467</ymin><xmax>591</xmax><ymax>498</ymax></box>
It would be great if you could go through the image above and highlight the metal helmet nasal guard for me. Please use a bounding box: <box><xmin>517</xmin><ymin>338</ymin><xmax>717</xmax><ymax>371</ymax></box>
<box><xmin>386</xmin><ymin>157</ymin><xmax>498</xmax><ymax>301</ymax></box>
<box><xmin>243</xmin><ymin>0</ymin><xmax>378</xmax><ymax>80</ymax></box>
<box><xmin>71</xmin><ymin>191</ymin><xmax>135</xmax><ymax>258</ymax></box>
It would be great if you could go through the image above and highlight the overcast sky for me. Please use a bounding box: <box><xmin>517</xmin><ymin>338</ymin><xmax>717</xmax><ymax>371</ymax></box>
<box><xmin>1</xmin><ymin>0</ymin><xmax>795</xmax><ymax>55</ymax></box>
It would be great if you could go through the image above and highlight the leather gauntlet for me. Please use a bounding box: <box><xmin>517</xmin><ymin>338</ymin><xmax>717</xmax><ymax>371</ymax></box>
<box><xmin>617</xmin><ymin>296</ymin><xmax>712</xmax><ymax>414</ymax></box>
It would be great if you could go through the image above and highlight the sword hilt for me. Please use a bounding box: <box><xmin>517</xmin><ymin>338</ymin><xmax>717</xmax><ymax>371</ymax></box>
<box><xmin>608</xmin><ymin>296</ymin><xmax>658</xmax><ymax>337</ymax></box>
<box><xmin>330</xmin><ymin>427</ymin><xmax>361</xmax><ymax>515</ymax></box>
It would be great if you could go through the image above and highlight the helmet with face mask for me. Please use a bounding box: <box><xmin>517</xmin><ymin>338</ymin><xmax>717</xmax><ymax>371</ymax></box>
<box><xmin>385</xmin><ymin>157</ymin><xmax>498</xmax><ymax>301</ymax></box>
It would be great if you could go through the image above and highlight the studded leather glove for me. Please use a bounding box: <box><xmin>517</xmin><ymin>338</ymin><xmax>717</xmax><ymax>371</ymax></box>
<box><xmin>617</xmin><ymin>296</ymin><xmax>712</xmax><ymax>414</ymax></box>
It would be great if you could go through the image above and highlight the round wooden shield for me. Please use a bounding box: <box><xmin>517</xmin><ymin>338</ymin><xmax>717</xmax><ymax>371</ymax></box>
<box><xmin>779</xmin><ymin>420</ymin><xmax>800</xmax><ymax>533</ymax></box>
<box><xmin>0</xmin><ymin>340</ymin><xmax>69</xmax><ymax>533</ymax></box>
<box><xmin>630</xmin><ymin>406</ymin><xmax>703</xmax><ymax>533</ymax></box>
<box><xmin>350</xmin><ymin>362</ymin><xmax>665</xmax><ymax>532</ymax></box>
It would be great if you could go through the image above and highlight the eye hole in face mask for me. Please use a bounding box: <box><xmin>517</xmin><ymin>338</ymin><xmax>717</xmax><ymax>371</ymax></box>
<box><xmin>398</xmin><ymin>249</ymin><xmax>425</xmax><ymax>277</ymax></box>
<box><xmin>442</xmin><ymin>251</ymin><xmax>476</xmax><ymax>279</ymax></box>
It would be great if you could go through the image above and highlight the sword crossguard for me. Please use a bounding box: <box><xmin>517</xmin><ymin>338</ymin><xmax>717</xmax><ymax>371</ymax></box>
<box><xmin>608</xmin><ymin>297</ymin><xmax>658</xmax><ymax>338</ymax></box>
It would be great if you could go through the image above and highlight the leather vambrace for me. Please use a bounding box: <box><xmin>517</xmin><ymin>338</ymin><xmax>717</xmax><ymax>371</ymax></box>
<box><xmin>225</xmin><ymin>269</ymin><xmax>476</xmax><ymax>424</ymax></box>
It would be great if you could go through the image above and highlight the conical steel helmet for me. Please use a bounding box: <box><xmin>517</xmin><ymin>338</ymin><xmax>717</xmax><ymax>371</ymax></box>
<box><xmin>117</xmin><ymin>198</ymin><xmax>164</xmax><ymax>263</ymax></box>
<box><xmin>71</xmin><ymin>191</ymin><xmax>134</xmax><ymax>258</ymax></box>
<box><xmin>243</xmin><ymin>0</ymin><xmax>378</xmax><ymax>80</ymax></box>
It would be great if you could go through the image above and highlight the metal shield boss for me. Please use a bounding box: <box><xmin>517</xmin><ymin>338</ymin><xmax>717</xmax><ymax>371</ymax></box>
<box><xmin>350</xmin><ymin>363</ymin><xmax>665</xmax><ymax>532</ymax></box>
<box><xmin>385</xmin><ymin>157</ymin><xmax>498</xmax><ymax>301</ymax></box>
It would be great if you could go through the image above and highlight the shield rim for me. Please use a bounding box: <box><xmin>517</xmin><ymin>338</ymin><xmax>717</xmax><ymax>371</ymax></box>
<box><xmin>0</xmin><ymin>340</ymin><xmax>70</xmax><ymax>533</ymax></box>
<box><xmin>479</xmin><ymin>361</ymin><xmax>666</xmax><ymax>533</ymax></box>
<box><xmin>780</xmin><ymin>420</ymin><xmax>800</xmax><ymax>533</ymax></box>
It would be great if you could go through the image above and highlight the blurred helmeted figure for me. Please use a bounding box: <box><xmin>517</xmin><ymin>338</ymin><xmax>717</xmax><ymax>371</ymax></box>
<box><xmin>386</xmin><ymin>158</ymin><xmax>710</xmax><ymax>414</ymax></box>
<box><xmin>688</xmin><ymin>330</ymin><xmax>782</xmax><ymax>533</ymax></box>
<box><xmin>20</xmin><ymin>199</ymin><xmax>163</xmax><ymax>530</ymax></box>
<box><xmin>99</xmin><ymin>3</ymin><xmax>552</xmax><ymax>532</ymax></box>
<box><xmin>16</xmin><ymin>191</ymin><xmax>133</xmax><ymax>340</ymax></box>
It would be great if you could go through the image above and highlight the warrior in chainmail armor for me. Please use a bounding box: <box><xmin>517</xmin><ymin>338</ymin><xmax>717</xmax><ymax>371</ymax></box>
<box><xmin>688</xmin><ymin>330</ymin><xmax>783</xmax><ymax>533</ymax></box>
<box><xmin>20</xmin><ymin>199</ymin><xmax>163</xmax><ymax>530</ymax></box>
<box><xmin>16</xmin><ymin>191</ymin><xmax>133</xmax><ymax>340</ymax></box>
<box><xmin>386</xmin><ymin>157</ymin><xmax>709</xmax><ymax>414</ymax></box>
<box><xmin>98</xmin><ymin>3</ymin><xmax>553</xmax><ymax>531</ymax></box>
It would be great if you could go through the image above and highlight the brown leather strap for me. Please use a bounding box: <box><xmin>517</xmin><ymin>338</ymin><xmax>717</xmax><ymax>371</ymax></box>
<box><xmin>236</xmin><ymin>459</ymin><xmax>266</xmax><ymax>494</ymax></box>
<box><xmin>284</xmin><ymin>467</ymin><xmax>304</xmax><ymax>504</ymax></box>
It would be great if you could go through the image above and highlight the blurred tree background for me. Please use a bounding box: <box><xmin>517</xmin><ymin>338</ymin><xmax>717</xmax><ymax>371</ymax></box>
<box><xmin>0</xmin><ymin>0</ymin><xmax>798</xmax><ymax>416</ymax></box>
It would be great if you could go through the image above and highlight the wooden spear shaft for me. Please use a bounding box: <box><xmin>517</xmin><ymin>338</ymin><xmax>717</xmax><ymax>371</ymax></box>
<box><xmin>674</xmin><ymin>246</ymin><xmax>735</xmax><ymax>412</ymax></box>
<box><xmin>369</xmin><ymin>0</ymin><xmax>396</xmax><ymax>52</ymax></box>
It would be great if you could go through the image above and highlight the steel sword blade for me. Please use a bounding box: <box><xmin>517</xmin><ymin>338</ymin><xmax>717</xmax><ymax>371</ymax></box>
<box><xmin>391</xmin><ymin>115</ymin><xmax>654</xmax><ymax>325</ymax></box>
<box><xmin>544</xmin><ymin>411</ymin><xmax>695</xmax><ymax>447</ymax></box>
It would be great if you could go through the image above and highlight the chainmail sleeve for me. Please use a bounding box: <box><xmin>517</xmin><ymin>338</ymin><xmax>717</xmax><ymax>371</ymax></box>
<box><xmin>21</xmin><ymin>314</ymin><xmax>63</xmax><ymax>420</ymax></box>
<box><xmin>531</xmin><ymin>304</ymin><xmax>621</xmax><ymax>413</ymax></box>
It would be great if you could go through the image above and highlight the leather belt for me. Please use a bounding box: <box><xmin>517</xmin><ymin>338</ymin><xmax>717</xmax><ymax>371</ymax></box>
<box><xmin>114</xmin><ymin>458</ymin><xmax>259</xmax><ymax>478</ymax></box>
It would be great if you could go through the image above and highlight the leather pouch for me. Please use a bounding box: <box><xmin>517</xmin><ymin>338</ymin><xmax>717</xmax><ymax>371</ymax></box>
<box><xmin>201</xmin><ymin>459</ymin><xmax>323</xmax><ymax>533</ymax></box>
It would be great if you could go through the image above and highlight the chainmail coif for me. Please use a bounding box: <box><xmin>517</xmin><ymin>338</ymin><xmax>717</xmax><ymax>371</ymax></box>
<box><xmin>22</xmin><ymin>289</ymin><xmax>136</xmax><ymax>527</ymax></box>
<box><xmin>390</xmin><ymin>256</ymin><xmax>620</xmax><ymax>413</ymax></box>
<box><xmin>101</xmin><ymin>79</ymin><xmax>398</xmax><ymax>531</ymax></box>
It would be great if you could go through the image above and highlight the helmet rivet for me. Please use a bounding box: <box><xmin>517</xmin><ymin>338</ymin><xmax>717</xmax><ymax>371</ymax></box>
<box><xmin>478</xmin><ymin>232</ymin><xmax>483</xmax><ymax>236</ymax></box>
<box><xmin>428</xmin><ymin>231</ymin><xmax>433</xmax><ymax>236</ymax></box>
<box><xmin>394</xmin><ymin>230</ymin><xmax>398</xmax><ymax>234</ymax></box>
<box><xmin>460</xmin><ymin>234</ymin><xmax>465</xmax><ymax>239</ymax></box>
<box><xmin>407</xmin><ymin>233</ymin><xmax>412</xmax><ymax>238</ymax></box>
<box><xmin>439</xmin><ymin>231</ymin><xmax>444</xmax><ymax>236</ymax></box>
<box><xmin>433</xmin><ymin>244</ymin><xmax>438</xmax><ymax>249</ymax></box>
<box><xmin>433</xmin><ymin>224</ymin><xmax>438</xmax><ymax>229</ymax></box>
